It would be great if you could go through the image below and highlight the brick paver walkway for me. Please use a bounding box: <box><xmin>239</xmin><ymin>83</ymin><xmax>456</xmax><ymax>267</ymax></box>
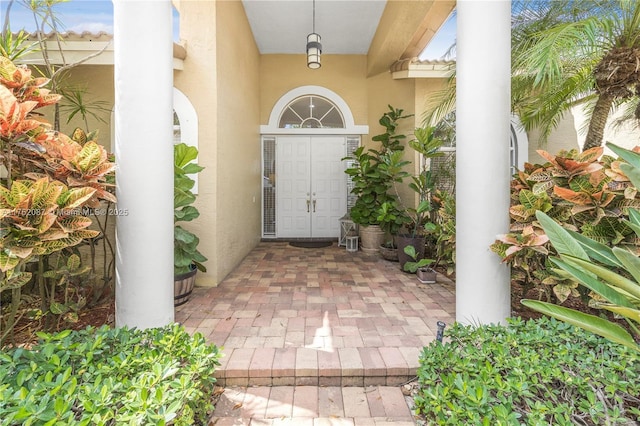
<box><xmin>175</xmin><ymin>242</ymin><xmax>456</xmax><ymax>424</ymax></box>
<box><xmin>211</xmin><ymin>385</ymin><xmax>415</xmax><ymax>425</ymax></box>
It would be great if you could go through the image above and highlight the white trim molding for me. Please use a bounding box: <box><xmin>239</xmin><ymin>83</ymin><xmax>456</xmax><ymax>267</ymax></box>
<box><xmin>174</xmin><ymin>88</ymin><xmax>198</xmax><ymax>151</ymax></box>
<box><xmin>173</xmin><ymin>87</ymin><xmax>199</xmax><ymax>193</ymax></box>
<box><xmin>261</xmin><ymin>85</ymin><xmax>368</xmax><ymax>135</ymax></box>
<box><xmin>510</xmin><ymin>114</ymin><xmax>529</xmax><ymax>170</ymax></box>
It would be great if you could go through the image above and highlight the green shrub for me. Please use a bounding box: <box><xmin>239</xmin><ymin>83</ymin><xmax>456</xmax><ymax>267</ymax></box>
<box><xmin>0</xmin><ymin>324</ymin><xmax>221</xmax><ymax>425</ymax></box>
<box><xmin>414</xmin><ymin>317</ymin><xmax>640</xmax><ymax>425</ymax></box>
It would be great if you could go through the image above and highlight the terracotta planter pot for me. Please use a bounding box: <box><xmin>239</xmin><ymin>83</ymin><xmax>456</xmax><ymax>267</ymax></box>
<box><xmin>359</xmin><ymin>225</ymin><xmax>385</xmax><ymax>254</ymax></box>
<box><xmin>396</xmin><ymin>234</ymin><xmax>426</xmax><ymax>271</ymax></box>
<box><xmin>174</xmin><ymin>264</ymin><xmax>197</xmax><ymax>307</ymax></box>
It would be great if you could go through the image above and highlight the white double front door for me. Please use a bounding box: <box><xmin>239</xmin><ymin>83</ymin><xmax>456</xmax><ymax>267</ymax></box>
<box><xmin>276</xmin><ymin>136</ymin><xmax>347</xmax><ymax>238</ymax></box>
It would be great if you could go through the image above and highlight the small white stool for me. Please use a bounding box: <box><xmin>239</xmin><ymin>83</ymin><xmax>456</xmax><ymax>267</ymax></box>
<box><xmin>346</xmin><ymin>236</ymin><xmax>359</xmax><ymax>252</ymax></box>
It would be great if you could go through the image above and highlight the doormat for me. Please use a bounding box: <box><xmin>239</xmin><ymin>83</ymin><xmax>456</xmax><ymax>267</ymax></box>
<box><xmin>289</xmin><ymin>241</ymin><xmax>333</xmax><ymax>249</ymax></box>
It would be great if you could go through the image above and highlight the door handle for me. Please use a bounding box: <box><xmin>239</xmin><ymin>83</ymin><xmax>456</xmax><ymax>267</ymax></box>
<box><xmin>312</xmin><ymin>199</ymin><xmax>316</xmax><ymax>212</ymax></box>
<box><xmin>306</xmin><ymin>199</ymin><xmax>310</xmax><ymax>213</ymax></box>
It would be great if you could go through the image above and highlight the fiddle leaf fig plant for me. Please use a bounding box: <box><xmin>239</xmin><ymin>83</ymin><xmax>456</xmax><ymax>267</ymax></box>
<box><xmin>344</xmin><ymin>106</ymin><xmax>412</xmax><ymax>226</ymax></box>
<box><xmin>174</xmin><ymin>143</ymin><xmax>207</xmax><ymax>275</ymax></box>
<box><xmin>382</xmin><ymin>125</ymin><xmax>445</xmax><ymax>237</ymax></box>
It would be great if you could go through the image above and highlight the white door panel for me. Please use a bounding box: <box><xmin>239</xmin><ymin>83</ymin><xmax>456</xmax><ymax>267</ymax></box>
<box><xmin>276</xmin><ymin>136</ymin><xmax>346</xmax><ymax>238</ymax></box>
<box><xmin>311</xmin><ymin>137</ymin><xmax>346</xmax><ymax>238</ymax></box>
<box><xmin>276</xmin><ymin>137</ymin><xmax>311</xmax><ymax>237</ymax></box>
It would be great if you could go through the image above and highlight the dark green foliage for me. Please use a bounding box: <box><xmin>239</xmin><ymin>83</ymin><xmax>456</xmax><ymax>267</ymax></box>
<box><xmin>433</xmin><ymin>189</ymin><xmax>456</xmax><ymax>273</ymax></box>
<box><xmin>345</xmin><ymin>145</ymin><xmax>400</xmax><ymax>226</ymax></box>
<box><xmin>344</xmin><ymin>106</ymin><xmax>412</xmax><ymax>226</ymax></box>
<box><xmin>174</xmin><ymin>143</ymin><xmax>207</xmax><ymax>275</ymax></box>
<box><xmin>381</xmin><ymin>126</ymin><xmax>445</xmax><ymax>237</ymax></box>
<box><xmin>376</xmin><ymin>200</ymin><xmax>409</xmax><ymax>236</ymax></box>
<box><xmin>414</xmin><ymin>317</ymin><xmax>640</xmax><ymax>425</ymax></box>
<box><xmin>0</xmin><ymin>324</ymin><xmax>221</xmax><ymax>425</ymax></box>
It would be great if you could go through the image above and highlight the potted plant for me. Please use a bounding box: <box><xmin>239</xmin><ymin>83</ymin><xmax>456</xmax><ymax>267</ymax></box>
<box><xmin>381</xmin><ymin>125</ymin><xmax>445</xmax><ymax>270</ymax></box>
<box><xmin>403</xmin><ymin>245</ymin><xmax>437</xmax><ymax>284</ymax></box>
<box><xmin>344</xmin><ymin>105</ymin><xmax>412</xmax><ymax>253</ymax></box>
<box><xmin>174</xmin><ymin>143</ymin><xmax>207</xmax><ymax>306</ymax></box>
<box><xmin>376</xmin><ymin>200</ymin><xmax>408</xmax><ymax>261</ymax></box>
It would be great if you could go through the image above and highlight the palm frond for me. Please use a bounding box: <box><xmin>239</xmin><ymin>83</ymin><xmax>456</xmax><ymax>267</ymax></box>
<box><xmin>421</xmin><ymin>75</ymin><xmax>456</xmax><ymax>127</ymax></box>
<box><xmin>514</xmin><ymin>65</ymin><xmax>595</xmax><ymax>144</ymax></box>
<box><xmin>610</xmin><ymin>98</ymin><xmax>640</xmax><ymax>131</ymax></box>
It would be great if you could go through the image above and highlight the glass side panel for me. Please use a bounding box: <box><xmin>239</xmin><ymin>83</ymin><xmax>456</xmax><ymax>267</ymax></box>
<box><xmin>346</xmin><ymin>136</ymin><xmax>359</xmax><ymax>212</ymax></box>
<box><xmin>263</xmin><ymin>137</ymin><xmax>276</xmax><ymax>237</ymax></box>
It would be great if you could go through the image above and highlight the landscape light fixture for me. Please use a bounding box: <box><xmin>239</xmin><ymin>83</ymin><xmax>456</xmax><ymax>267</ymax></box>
<box><xmin>306</xmin><ymin>0</ymin><xmax>322</xmax><ymax>69</ymax></box>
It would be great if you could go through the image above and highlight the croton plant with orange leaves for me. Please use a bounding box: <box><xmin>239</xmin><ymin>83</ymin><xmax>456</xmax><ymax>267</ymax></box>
<box><xmin>0</xmin><ymin>57</ymin><xmax>115</xmax><ymax>329</ymax></box>
<box><xmin>491</xmin><ymin>146</ymin><xmax>640</xmax><ymax>305</ymax></box>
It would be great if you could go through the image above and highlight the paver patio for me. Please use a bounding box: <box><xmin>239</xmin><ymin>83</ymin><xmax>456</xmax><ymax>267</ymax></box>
<box><xmin>175</xmin><ymin>241</ymin><xmax>456</xmax><ymax>424</ymax></box>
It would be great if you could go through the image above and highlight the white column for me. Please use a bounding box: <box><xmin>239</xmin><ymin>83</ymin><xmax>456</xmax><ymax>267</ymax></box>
<box><xmin>114</xmin><ymin>0</ymin><xmax>174</xmax><ymax>328</ymax></box>
<box><xmin>456</xmin><ymin>0</ymin><xmax>511</xmax><ymax>325</ymax></box>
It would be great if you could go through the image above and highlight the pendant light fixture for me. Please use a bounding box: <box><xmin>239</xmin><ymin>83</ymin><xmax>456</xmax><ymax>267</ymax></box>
<box><xmin>306</xmin><ymin>0</ymin><xmax>322</xmax><ymax>69</ymax></box>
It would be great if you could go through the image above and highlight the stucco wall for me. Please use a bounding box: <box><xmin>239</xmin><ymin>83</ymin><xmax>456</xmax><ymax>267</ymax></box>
<box><xmin>29</xmin><ymin>65</ymin><xmax>114</xmax><ymax>149</ymax></box>
<box><xmin>571</xmin><ymin>104</ymin><xmax>640</xmax><ymax>154</ymax></box>
<box><xmin>414</xmin><ymin>78</ymin><xmax>449</xmax><ymax>126</ymax></box>
<box><xmin>175</xmin><ymin>0</ymin><xmax>261</xmax><ymax>286</ymax></box>
<box><xmin>175</xmin><ymin>0</ymin><xmax>220</xmax><ymax>286</ymax></box>
<box><xmin>260</xmin><ymin>54</ymin><xmax>369</xmax><ymax>127</ymax></box>
<box><xmin>366</xmin><ymin>72</ymin><xmax>417</xmax><ymax>145</ymax></box>
<box><xmin>214</xmin><ymin>0</ymin><xmax>261</xmax><ymax>283</ymax></box>
<box><xmin>527</xmin><ymin>112</ymin><xmax>580</xmax><ymax>164</ymax></box>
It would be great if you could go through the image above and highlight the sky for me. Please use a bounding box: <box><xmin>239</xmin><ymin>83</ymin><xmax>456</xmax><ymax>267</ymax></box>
<box><xmin>0</xmin><ymin>0</ymin><xmax>180</xmax><ymax>40</ymax></box>
<box><xmin>0</xmin><ymin>0</ymin><xmax>455</xmax><ymax>59</ymax></box>
<box><xmin>1</xmin><ymin>0</ymin><xmax>115</xmax><ymax>34</ymax></box>
<box><xmin>420</xmin><ymin>12</ymin><xmax>456</xmax><ymax>60</ymax></box>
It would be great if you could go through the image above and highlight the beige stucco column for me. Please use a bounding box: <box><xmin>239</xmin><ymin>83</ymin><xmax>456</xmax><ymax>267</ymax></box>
<box><xmin>456</xmin><ymin>0</ymin><xmax>511</xmax><ymax>324</ymax></box>
<box><xmin>113</xmin><ymin>0</ymin><xmax>174</xmax><ymax>328</ymax></box>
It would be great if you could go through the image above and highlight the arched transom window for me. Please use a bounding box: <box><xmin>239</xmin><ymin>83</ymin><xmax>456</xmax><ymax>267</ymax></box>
<box><xmin>278</xmin><ymin>95</ymin><xmax>345</xmax><ymax>129</ymax></box>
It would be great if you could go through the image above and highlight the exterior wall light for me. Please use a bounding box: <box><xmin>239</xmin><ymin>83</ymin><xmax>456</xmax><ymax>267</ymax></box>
<box><xmin>307</xmin><ymin>33</ymin><xmax>322</xmax><ymax>69</ymax></box>
<box><xmin>306</xmin><ymin>0</ymin><xmax>321</xmax><ymax>69</ymax></box>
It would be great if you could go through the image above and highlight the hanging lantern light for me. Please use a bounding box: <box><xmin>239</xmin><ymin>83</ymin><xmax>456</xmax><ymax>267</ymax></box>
<box><xmin>306</xmin><ymin>0</ymin><xmax>322</xmax><ymax>69</ymax></box>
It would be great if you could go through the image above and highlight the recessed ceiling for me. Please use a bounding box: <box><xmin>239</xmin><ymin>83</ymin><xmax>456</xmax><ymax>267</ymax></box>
<box><xmin>241</xmin><ymin>0</ymin><xmax>387</xmax><ymax>55</ymax></box>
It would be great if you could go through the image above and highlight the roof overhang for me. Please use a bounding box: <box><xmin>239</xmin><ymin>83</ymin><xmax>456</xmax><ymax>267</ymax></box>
<box><xmin>18</xmin><ymin>32</ymin><xmax>186</xmax><ymax>70</ymax></box>
<box><xmin>366</xmin><ymin>0</ymin><xmax>455</xmax><ymax>77</ymax></box>
<box><xmin>390</xmin><ymin>57</ymin><xmax>455</xmax><ymax>79</ymax></box>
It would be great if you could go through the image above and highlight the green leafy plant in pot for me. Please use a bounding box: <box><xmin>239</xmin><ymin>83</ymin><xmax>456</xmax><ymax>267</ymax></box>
<box><xmin>403</xmin><ymin>244</ymin><xmax>436</xmax><ymax>283</ymax></box>
<box><xmin>344</xmin><ymin>105</ymin><xmax>412</xmax><ymax>253</ymax></box>
<box><xmin>381</xmin><ymin>125</ymin><xmax>445</xmax><ymax>269</ymax></box>
<box><xmin>174</xmin><ymin>143</ymin><xmax>207</xmax><ymax>306</ymax></box>
<box><xmin>376</xmin><ymin>200</ymin><xmax>409</xmax><ymax>261</ymax></box>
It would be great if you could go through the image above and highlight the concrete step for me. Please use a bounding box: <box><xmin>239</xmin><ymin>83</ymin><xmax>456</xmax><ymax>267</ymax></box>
<box><xmin>214</xmin><ymin>347</ymin><xmax>422</xmax><ymax>387</ymax></box>
<box><xmin>208</xmin><ymin>385</ymin><xmax>416</xmax><ymax>425</ymax></box>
